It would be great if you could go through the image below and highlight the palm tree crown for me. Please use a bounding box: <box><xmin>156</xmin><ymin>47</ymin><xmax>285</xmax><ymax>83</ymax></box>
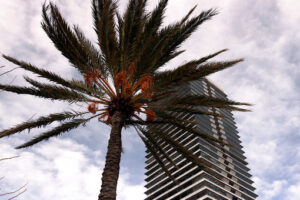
<box><xmin>0</xmin><ymin>0</ymin><xmax>249</xmax><ymax>199</ymax></box>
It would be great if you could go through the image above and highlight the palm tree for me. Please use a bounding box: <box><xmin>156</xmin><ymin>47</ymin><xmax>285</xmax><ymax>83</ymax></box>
<box><xmin>0</xmin><ymin>0</ymin><xmax>249</xmax><ymax>199</ymax></box>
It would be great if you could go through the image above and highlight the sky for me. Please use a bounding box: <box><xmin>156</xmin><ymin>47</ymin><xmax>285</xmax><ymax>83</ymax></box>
<box><xmin>0</xmin><ymin>0</ymin><xmax>299</xmax><ymax>199</ymax></box>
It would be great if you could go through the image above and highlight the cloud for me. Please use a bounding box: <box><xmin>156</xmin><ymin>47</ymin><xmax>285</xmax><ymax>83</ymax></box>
<box><xmin>117</xmin><ymin>171</ymin><xmax>146</xmax><ymax>200</ymax></box>
<box><xmin>287</xmin><ymin>181</ymin><xmax>300</xmax><ymax>200</ymax></box>
<box><xmin>253</xmin><ymin>177</ymin><xmax>287</xmax><ymax>200</ymax></box>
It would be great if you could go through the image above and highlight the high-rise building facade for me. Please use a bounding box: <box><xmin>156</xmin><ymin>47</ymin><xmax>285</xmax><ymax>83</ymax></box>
<box><xmin>144</xmin><ymin>79</ymin><xmax>258</xmax><ymax>200</ymax></box>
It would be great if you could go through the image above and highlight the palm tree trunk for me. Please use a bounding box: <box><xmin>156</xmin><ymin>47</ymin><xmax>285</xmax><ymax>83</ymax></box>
<box><xmin>98</xmin><ymin>111</ymin><xmax>124</xmax><ymax>200</ymax></box>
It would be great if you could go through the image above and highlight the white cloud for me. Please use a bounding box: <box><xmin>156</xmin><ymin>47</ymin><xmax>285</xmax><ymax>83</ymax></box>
<box><xmin>287</xmin><ymin>181</ymin><xmax>300</xmax><ymax>200</ymax></box>
<box><xmin>117</xmin><ymin>171</ymin><xmax>146</xmax><ymax>200</ymax></box>
<box><xmin>253</xmin><ymin>177</ymin><xmax>287</xmax><ymax>200</ymax></box>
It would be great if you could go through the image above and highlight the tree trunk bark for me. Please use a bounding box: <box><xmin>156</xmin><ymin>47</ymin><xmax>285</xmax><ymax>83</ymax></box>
<box><xmin>98</xmin><ymin>111</ymin><xmax>124</xmax><ymax>200</ymax></box>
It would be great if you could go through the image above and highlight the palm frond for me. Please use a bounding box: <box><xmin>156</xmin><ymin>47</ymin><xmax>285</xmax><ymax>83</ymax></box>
<box><xmin>153</xmin><ymin>59</ymin><xmax>243</xmax><ymax>90</ymax></box>
<box><xmin>16</xmin><ymin>117</ymin><xmax>92</xmax><ymax>149</ymax></box>
<box><xmin>153</xmin><ymin>110</ymin><xmax>229</xmax><ymax>146</ymax></box>
<box><xmin>137</xmin><ymin>131</ymin><xmax>177</xmax><ymax>183</ymax></box>
<box><xmin>179</xmin><ymin>5</ymin><xmax>197</xmax><ymax>25</ymax></box>
<box><xmin>144</xmin><ymin>0</ymin><xmax>168</xmax><ymax>36</ymax></box>
<box><xmin>2</xmin><ymin>55</ymin><xmax>77</xmax><ymax>90</ymax></box>
<box><xmin>42</xmin><ymin>3</ymin><xmax>98</xmax><ymax>74</ymax></box>
<box><xmin>0</xmin><ymin>111</ymin><xmax>87</xmax><ymax>138</ymax></box>
<box><xmin>118</xmin><ymin>0</ymin><xmax>148</xmax><ymax>73</ymax></box>
<box><xmin>146</xmin><ymin>126</ymin><xmax>221</xmax><ymax>178</ymax></box>
<box><xmin>73</xmin><ymin>26</ymin><xmax>107</xmax><ymax>77</ymax></box>
<box><xmin>134</xmin><ymin>8</ymin><xmax>217</xmax><ymax>77</ymax></box>
<box><xmin>150</xmin><ymin>8</ymin><xmax>218</xmax><ymax>73</ymax></box>
<box><xmin>116</xmin><ymin>11</ymin><xmax>123</xmax><ymax>40</ymax></box>
<box><xmin>166</xmin><ymin>95</ymin><xmax>251</xmax><ymax>110</ymax></box>
<box><xmin>194</xmin><ymin>49</ymin><xmax>228</xmax><ymax>63</ymax></box>
<box><xmin>69</xmin><ymin>79</ymin><xmax>105</xmax><ymax>97</ymax></box>
<box><xmin>24</xmin><ymin>76</ymin><xmax>91</xmax><ymax>102</ymax></box>
<box><xmin>134</xmin><ymin>26</ymin><xmax>171</xmax><ymax>77</ymax></box>
<box><xmin>2</xmin><ymin>55</ymin><xmax>105</xmax><ymax>97</ymax></box>
<box><xmin>91</xmin><ymin>0</ymin><xmax>103</xmax><ymax>27</ymax></box>
<box><xmin>195</xmin><ymin>59</ymin><xmax>244</xmax><ymax>78</ymax></box>
<box><xmin>164</xmin><ymin>8</ymin><xmax>217</xmax><ymax>54</ymax></box>
<box><xmin>124</xmin><ymin>0</ymin><xmax>148</xmax><ymax>66</ymax></box>
<box><xmin>162</xmin><ymin>105</ymin><xmax>227</xmax><ymax>118</ymax></box>
<box><xmin>92</xmin><ymin>0</ymin><xmax>119</xmax><ymax>74</ymax></box>
<box><xmin>138</xmin><ymin>126</ymin><xmax>178</xmax><ymax>169</ymax></box>
<box><xmin>0</xmin><ymin>82</ymin><xmax>89</xmax><ymax>103</ymax></box>
<box><xmin>167</xmin><ymin>49</ymin><xmax>228</xmax><ymax>75</ymax></box>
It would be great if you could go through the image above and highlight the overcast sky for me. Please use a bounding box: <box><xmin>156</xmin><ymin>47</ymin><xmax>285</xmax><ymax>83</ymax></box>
<box><xmin>0</xmin><ymin>0</ymin><xmax>299</xmax><ymax>199</ymax></box>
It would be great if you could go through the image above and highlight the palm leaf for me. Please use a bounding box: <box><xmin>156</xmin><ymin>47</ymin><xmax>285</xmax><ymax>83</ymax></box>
<box><xmin>130</xmin><ymin>0</ymin><xmax>169</xmax><ymax>69</ymax></box>
<box><xmin>137</xmin><ymin>131</ymin><xmax>177</xmax><ymax>184</ymax></box>
<box><xmin>2</xmin><ymin>55</ymin><xmax>86</xmax><ymax>93</ymax></box>
<box><xmin>0</xmin><ymin>82</ymin><xmax>88</xmax><ymax>103</ymax></box>
<box><xmin>153</xmin><ymin>110</ymin><xmax>230</xmax><ymax>146</ymax></box>
<box><xmin>92</xmin><ymin>0</ymin><xmax>119</xmax><ymax>74</ymax></box>
<box><xmin>24</xmin><ymin>77</ymin><xmax>90</xmax><ymax>102</ymax></box>
<box><xmin>42</xmin><ymin>3</ymin><xmax>96</xmax><ymax>74</ymax></box>
<box><xmin>73</xmin><ymin>26</ymin><xmax>107</xmax><ymax>77</ymax></box>
<box><xmin>0</xmin><ymin>111</ymin><xmax>87</xmax><ymax>138</ymax></box>
<box><xmin>143</xmin><ymin>0</ymin><xmax>168</xmax><ymax>38</ymax></box>
<box><xmin>162</xmin><ymin>105</ymin><xmax>227</xmax><ymax>118</ymax></box>
<box><xmin>2</xmin><ymin>55</ymin><xmax>105</xmax><ymax>97</ymax></box>
<box><xmin>153</xmin><ymin>59</ymin><xmax>243</xmax><ymax>90</ymax></box>
<box><xmin>150</xmin><ymin>8</ymin><xmax>218</xmax><ymax>73</ymax></box>
<box><xmin>166</xmin><ymin>95</ymin><xmax>251</xmax><ymax>111</ymax></box>
<box><xmin>138</xmin><ymin>126</ymin><xmax>178</xmax><ymax>169</ymax></box>
<box><xmin>16</xmin><ymin>118</ymin><xmax>89</xmax><ymax>149</ymax></box>
<box><xmin>123</xmin><ymin>0</ymin><xmax>148</xmax><ymax>66</ymax></box>
<box><xmin>69</xmin><ymin>79</ymin><xmax>105</xmax><ymax>97</ymax></box>
<box><xmin>146</xmin><ymin>126</ymin><xmax>221</xmax><ymax>178</ymax></box>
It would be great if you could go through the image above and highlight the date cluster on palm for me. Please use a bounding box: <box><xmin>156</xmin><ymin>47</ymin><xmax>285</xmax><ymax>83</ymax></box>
<box><xmin>85</xmin><ymin>62</ymin><xmax>156</xmax><ymax>124</ymax></box>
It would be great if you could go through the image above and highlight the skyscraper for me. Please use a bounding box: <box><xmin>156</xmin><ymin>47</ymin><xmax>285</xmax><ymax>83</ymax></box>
<box><xmin>144</xmin><ymin>78</ymin><xmax>258</xmax><ymax>200</ymax></box>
